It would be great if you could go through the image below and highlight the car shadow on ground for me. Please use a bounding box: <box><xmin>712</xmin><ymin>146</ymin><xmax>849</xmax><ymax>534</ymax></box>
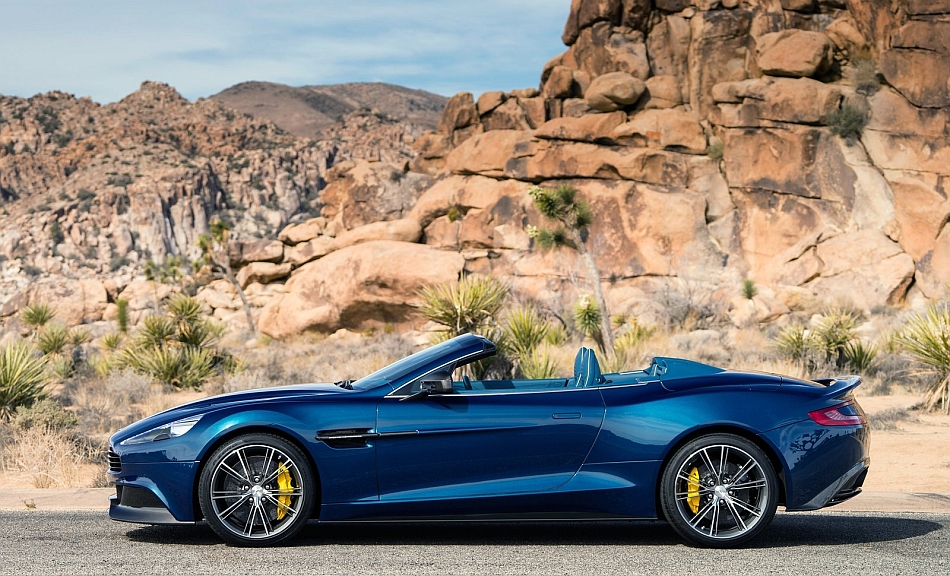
<box><xmin>126</xmin><ymin>512</ymin><xmax>944</xmax><ymax>548</ymax></box>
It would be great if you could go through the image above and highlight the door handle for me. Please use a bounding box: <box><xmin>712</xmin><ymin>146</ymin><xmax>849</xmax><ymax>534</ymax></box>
<box><xmin>552</xmin><ymin>413</ymin><xmax>582</xmax><ymax>419</ymax></box>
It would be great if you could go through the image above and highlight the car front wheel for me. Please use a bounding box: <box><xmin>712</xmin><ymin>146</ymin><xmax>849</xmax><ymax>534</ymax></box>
<box><xmin>198</xmin><ymin>433</ymin><xmax>316</xmax><ymax>546</ymax></box>
<box><xmin>660</xmin><ymin>433</ymin><xmax>778</xmax><ymax>548</ymax></box>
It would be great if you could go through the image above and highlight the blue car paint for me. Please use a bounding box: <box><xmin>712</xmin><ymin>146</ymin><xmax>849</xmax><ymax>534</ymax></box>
<box><xmin>108</xmin><ymin>333</ymin><xmax>869</xmax><ymax>526</ymax></box>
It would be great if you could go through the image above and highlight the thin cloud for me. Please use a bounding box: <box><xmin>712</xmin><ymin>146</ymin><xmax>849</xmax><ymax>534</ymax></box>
<box><xmin>0</xmin><ymin>0</ymin><xmax>569</xmax><ymax>102</ymax></box>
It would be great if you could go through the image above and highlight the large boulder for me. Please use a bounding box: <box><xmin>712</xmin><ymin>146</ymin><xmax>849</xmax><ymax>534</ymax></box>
<box><xmin>564</xmin><ymin>22</ymin><xmax>651</xmax><ymax>81</ymax></box>
<box><xmin>284</xmin><ymin>218</ymin><xmax>423</xmax><ymax>267</ymax></box>
<box><xmin>585</xmin><ymin>72</ymin><xmax>646</xmax><ymax>112</ymax></box>
<box><xmin>230</xmin><ymin>239</ymin><xmax>284</xmax><ymax>266</ymax></box>
<box><xmin>534</xmin><ymin>112</ymin><xmax>627</xmax><ymax>143</ymax></box>
<box><xmin>613</xmin><ymin>109</ymin><xmax>707</xmax><ymax>153</ymax></box>
<box><xmin>710</xmin><ymin>78</ymin><xmax>843</xmax><ymax>127</ymax></box>
<box><xmin>258</xmin><ymin>241</ymin><xmax>465</xmax><ymax>338</ymax></box>
<box><xmin>806</xmin><ymin>230</ymin><xmax>915</xmax><ymax>309</ymax></box>
<box><xmin>236</xmin><ymin>262</ymin><xmax>292</xmax><ymax>288</ymax></box>
<box><xmin>756</xmin><ymin>30</ymin><xmax>834</xmax><ymax>78</ymax></box>
<box><xmin>409</xmin><ymin>176</ymin><xmax>529</xmax><ymax>228</ymax></box>
<box><xmin>437</xmin><ymin>92</ymin><xmax>480</xmax><ymax>134</ymax></box>
<box><xmin>880</xmin><ymin>21</ymin><xmax>950</xmax><ymax>109</ymax></box>
<box><xmin>277</xmin><ymin>217</ymin><xmax>327</xmax><ymax>245</ymax></box>
<box><xmin>444</xmin><ymin>130</ymin><xmax>534</xmax><ymax>178</ymax></box>
<box><xmin>688</xmin><ymin>9</ymin><xmax>754</xmax><ymax>115</ymax></box>
<box><xmin>320</xmin><ymin>160</ymin><xmax>433</xmax><ymax>229</ymax></box>
<box><xmin>505</xmin><ymin>140</ymin><xmax>691</xmax><ymax>187</ymax></box>
<box><xmin>5</xmin><ymin>278</ymin><xmax>108</xmax><ymax>327</ymax></box>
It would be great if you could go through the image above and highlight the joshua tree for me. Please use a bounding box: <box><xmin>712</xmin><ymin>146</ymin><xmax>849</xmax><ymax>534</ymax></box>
<box><xmin>197</xmin><ymin>217</ymin><xmax>256</xmax><ymax>336</ymax></box>
<box><xmin>527</xmin><ymin>184</ymin><xmax>614</xmax><ymax>354</ymax></box>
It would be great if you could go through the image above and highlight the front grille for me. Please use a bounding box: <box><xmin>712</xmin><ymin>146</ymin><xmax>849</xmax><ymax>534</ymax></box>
<box><xmin>107</xmin><ymin>449</ymin><xmax>121</xmax><ymax>473</ymax></box>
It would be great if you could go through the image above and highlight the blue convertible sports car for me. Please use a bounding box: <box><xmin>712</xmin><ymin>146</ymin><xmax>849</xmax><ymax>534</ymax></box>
<box><xmin>108</xmin><ymin>333</ymin><xmax>870</xmax><ymax>548</ymax></box>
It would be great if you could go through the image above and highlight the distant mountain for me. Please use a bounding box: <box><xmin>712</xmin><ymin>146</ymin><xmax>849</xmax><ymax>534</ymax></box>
<box><xmin>211</xmin><ymin>81</ymin><xmax>447</xmax><ymax>139</ymax></box>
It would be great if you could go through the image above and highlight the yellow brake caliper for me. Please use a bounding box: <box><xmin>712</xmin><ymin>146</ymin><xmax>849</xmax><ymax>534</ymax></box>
<box><xmin>687</xmin><ymin>467</ymin><xmax>700</xmax><ymax>514</ymax></box>
<box><xmin>276</xmin><ymin>464</ymin><xmax>293</xmax><ymax>520</ymax></box>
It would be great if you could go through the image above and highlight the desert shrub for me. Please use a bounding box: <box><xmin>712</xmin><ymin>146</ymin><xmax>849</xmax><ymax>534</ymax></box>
<box><xmin>21</xmin><ymin>303</ymin><xmax>55</xmax><ymax>329</ymax></box>
<box><xmin>828</xmin><ymin>104</ymin><xmax>867</xmax><ymax>143</ymax></box>
<box><xmin>544</xmin><ymin>323</ymin><xmax>568</xmax><ymax>346</ymax></box>
<box><xmin>518</xmin><ymin>345</ymin><xmax>561</xmax><ymax>379</ymax></box>
<box><xmin>706</xmin><ymin>140</ymin><xmax>724</xmax><ymax>163</ymax></box>
<box><xmin>110</xmin><ymin>295</ymin><xmax>235</xmax><ymax>389</ymax></box>
<box><xmin>851</xmin><ymin>50</ymin><xmax>880</xmax><ymax>95</ymax></box>
<box><xmin>895</xmin><ymin>304</ymin><xmax>950</xmax><ymax>413</ymax></box>
<box><xmin>420</xmin><ymin>275</ymin><xmax>508</xmax><ymax>337</ymax></box>
<box><xmin>844</xmin><ymin>341</ymin><xmax>879</xmax><ymax>374</ymax></box>
<box><xmin>100</xmin><ymin>332</ymin><xmax>123</xmax><ymax>351</ymax></box>
<box><xmin>503</xmin><ymin>304</ymin><xmax>551</xmax><ymax>359</ymax></box>
<box><xmin>0</xmin><ymin>341</ymin><xmax>49</xmax><ymax>419</ymax></box>
<box><xmin>742</xmin><ymin>278</ymin><xmax>757</xmax><ymax>300</ymax></box>
<box><xmin>1</xmin><ymin>426</ymin><xmax>89</xmax><ymax>488</ymax></box>
<box><xmin>69</xmin><ymin>327</ymin><xmax>91</xmax><ymax>346</ymax></box>
<box><xmin>36</xmin><ymin>324</ymin><xmax>71</xmax><ymax>355</ymax></box>
<box><xmin>49</xmin><ymin>221</ymin><xmax>65</xmax><ymax>245</ymax></box>
<box><xmin>11</xmin><ymin>398</ymin><xmax>77</xmax><ymax>430</ymax></box>
<box><xmin>658</xmin><ymin>278</ymin><xmax>727</xmax><ymax>332</ymax></box>
<box><xmin>573</xmin><ymin>294</ymin><xmax>602</xmax><ymax>341</ymax></box>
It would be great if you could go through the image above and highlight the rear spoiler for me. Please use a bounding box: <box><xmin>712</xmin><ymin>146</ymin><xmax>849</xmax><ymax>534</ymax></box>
<box><xmin>810</xmin><ymin>375</ymin><xmax>862</xmax><ymax>399</ymax></box>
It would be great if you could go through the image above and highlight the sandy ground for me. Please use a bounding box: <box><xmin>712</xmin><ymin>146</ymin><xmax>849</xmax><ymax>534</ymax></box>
<box><xmin>1</xmin><ymin>390</ymin><xmax>948</xmax><ymax>512</ymax></box>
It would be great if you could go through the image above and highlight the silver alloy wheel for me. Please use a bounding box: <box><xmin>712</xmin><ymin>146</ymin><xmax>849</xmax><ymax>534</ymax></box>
<box><xmin>673</xmin><ymin>444</ymin><xmax>769</xmax><ymax>540</ymax></box>
<box><xmin>208</xmin><ymin>443</ymin><xmax>304</xmax><ymax>540</ymax></box>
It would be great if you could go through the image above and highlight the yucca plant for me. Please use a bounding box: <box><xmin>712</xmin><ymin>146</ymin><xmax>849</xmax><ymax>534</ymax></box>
<box><xmin>133</xmin><ymin>315</ymin><xmax>177</xmax><ymax>349</ymax></box>
<box><xmin>420</xmin><ymin>275</ymin><xmax>508</xmax><ymax>337</ymax></box>
<box><xmin>100</xmin><ymin>332</ymin><xmax>124</xmax><ymax>351</ymax></box>
<box><xmin>527</xmin><ymin>183</ymin><xmax>614</xmax><ymax>353</ymax></box>
<box><xmin>844</xmin><ymin>341</ymin><xmax>879</xmax><ymax>374</ymax></box>
<box><xmin>166</xmin><ymin>294</ymin><xmax>204</xmax><ymax>326</ymax></box>
<box><xmin>504</xmin><ymin>304</ymin><xmax>550</xmax><ymax>359</ymax></box>
<box><xmin>21</xmin><ymin>303</ymin><xmax>55</xmax><ymax>330</ymax></box>
<box><xmin>895</xmin><ymin>304</ymin><xmax>950</xmax><ymax>413</ymax></box>
<box><xmin>813</xmin><ymin>308</ymin><xmax>860</xmax><ymax>369</ymax></box>
<box><xmin>68</xmin><ymin>327</ymin><xmax>91</xmax><ymax>346</ymax></box>
<box><xmin>742</xmin><ymin>278</ymin><xmax>758</xmax><ymax>300</ymax></box>
<box><xmin>176</xmin><ymin>318</ymin><xmax>223</xmax><ymax>349</ymax></box>
<box><xmin>0</xmin><ymin>341</ymin><xmax>49</xmax><ymax>419</ymax></box>
<box><xmin>519</xmin><ymin>345</ymin><xmax>561</xmax><ymax>379</ymax></box>
<box><xmin>573</xmin><ymin>294</ymin><xmax>604</xmax><ymax>351</ymax></box>
<box><xmin>773</xmin><ymin>324</ymin><xmax>815</xmax><ymax>364</ymax></box>
<box><xmin>36</xmin><ymin>324</ymin><xmax>71</xmax><ymax>356</ymax></box>
<box><xmin>544</xmin><ymin>323</ymin><xmax>568</xmax><ymax>346</ymax></box>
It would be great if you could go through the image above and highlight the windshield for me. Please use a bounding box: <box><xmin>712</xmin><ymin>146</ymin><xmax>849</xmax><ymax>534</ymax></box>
<box><xmin>352</xmin><ymin>335</ymin><xmax>492</xmax><ymax>390</ymax></box>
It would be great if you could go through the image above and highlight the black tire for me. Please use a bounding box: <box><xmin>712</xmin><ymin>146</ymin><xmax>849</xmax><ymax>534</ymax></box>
<box><xmin>198</xmin><ymin>433</ymin><xmax>316</xmax><ymax>546</ymax></box>
<box><xmin>660</xmin><ymin>433</ymin><xmax>778</xmax><ymax>548</ymax></box>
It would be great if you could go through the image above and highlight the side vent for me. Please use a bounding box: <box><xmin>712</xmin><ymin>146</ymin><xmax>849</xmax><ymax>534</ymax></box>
<box><xmin>315</xmin><ymin>429</ymin><xmax>374</xmax><ymax>449</ymax></box>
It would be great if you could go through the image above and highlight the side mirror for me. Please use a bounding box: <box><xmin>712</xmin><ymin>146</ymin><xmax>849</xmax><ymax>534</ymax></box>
<box><xmin>419</xmin><ymin>370</ymin><xmax>454</xmax><ymax>394</ymax></box>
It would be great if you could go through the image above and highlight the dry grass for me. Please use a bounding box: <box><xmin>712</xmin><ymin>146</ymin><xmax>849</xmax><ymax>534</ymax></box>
<box><xmin>1</xmin><ymin>426</ymin><xmax>93</xmax><ymax>488</ymax></box>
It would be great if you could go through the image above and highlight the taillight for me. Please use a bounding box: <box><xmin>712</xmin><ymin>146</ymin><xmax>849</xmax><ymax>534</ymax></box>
<box><xmin>808</xmin><ymin>401</ymin><xmax>866</xmax><ymax>426</ymax></box>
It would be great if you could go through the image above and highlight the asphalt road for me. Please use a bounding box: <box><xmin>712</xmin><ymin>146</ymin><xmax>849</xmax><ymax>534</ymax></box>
<box><xmin>0</xmin><ymin>511</ymin><xmax>947</xmax><ymax>575</ymax></box>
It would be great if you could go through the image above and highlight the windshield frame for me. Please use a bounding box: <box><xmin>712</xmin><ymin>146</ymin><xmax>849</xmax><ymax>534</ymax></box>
<box><xmin>351</xmin><ymin>334</ymin><xmax>495</xmax><ymax>391</ymax></box>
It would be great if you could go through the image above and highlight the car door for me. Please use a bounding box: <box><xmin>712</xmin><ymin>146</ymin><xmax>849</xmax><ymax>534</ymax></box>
<box><xmin>375</xmin><ymin>385</ymin><xmax>605</xmax><ymax>501</ymax></box>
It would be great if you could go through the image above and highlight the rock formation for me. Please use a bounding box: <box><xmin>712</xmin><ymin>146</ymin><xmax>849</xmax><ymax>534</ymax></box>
<box><xmin>3</xmin><ymin>0</ymin><xmax>949</xmax><ymax>339</ymax></box>
<box><xmin>407</xmin><ymin>0</ymin><xmax>949</xmax><ymax>323</ymax></box>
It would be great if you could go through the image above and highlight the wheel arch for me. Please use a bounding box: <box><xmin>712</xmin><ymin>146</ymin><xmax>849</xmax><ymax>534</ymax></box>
<box><xmin>653</xmin><ymin>424</ymin><xmax>788</xmax><ymax>520</ymax></box>
<box><xmin>191</xmin><ymin>425</ymin><xmax>323</xmax><ymax>521</ymax></box>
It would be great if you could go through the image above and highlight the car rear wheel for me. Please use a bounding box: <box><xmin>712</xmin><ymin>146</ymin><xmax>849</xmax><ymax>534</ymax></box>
<box><xmin>660</xmin><ymin>433</ymin><xmax>778</xmax><ymax>548</ymax></box>
<box><xmin>198</xmin><ymin>433</ymin><xmax>316</xmax><ymax>546</ymax></box>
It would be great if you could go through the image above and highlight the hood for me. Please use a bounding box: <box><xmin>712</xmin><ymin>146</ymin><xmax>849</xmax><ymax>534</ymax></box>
<box><xmin>111</xmin><ymin>383</ymin><xmax>348</xmax><ymax>444</ymax></box>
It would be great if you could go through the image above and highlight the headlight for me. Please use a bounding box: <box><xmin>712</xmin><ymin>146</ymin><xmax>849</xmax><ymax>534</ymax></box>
<box><xmin>120</xmin><ymin>415</ymin><xmax>202</xmax><ymax>446</ymax></box>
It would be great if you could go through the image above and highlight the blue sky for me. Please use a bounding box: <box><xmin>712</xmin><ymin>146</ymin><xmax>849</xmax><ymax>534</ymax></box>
<box><xmin>0</xmin><ymin>1</ymin><xmax>570</xmax><ymax>103</ymax></box>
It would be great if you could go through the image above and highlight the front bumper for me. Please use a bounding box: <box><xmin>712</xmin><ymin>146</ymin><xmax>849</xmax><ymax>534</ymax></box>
<box><xmin>107</xmin><ymin>456</ymin><xmax>200</xmax><ymax>523</ymax></box>
<box><xmin>109</xmin><ymin>485</ymin><xmax>193</xmax><ymax>525</ymax></box>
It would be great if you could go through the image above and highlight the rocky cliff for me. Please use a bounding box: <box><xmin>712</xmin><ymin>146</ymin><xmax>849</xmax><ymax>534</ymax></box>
<box><xmin>256</xmin><ymin>0</ymin><xmax>949</xmax><ymax>337</ymax></box>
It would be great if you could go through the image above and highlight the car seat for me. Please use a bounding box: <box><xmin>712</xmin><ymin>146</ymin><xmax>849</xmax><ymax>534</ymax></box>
<box><xmin>571</xmin><ymin>347</ymin><xmax>602</xmax><ymax>388</ymax></box>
